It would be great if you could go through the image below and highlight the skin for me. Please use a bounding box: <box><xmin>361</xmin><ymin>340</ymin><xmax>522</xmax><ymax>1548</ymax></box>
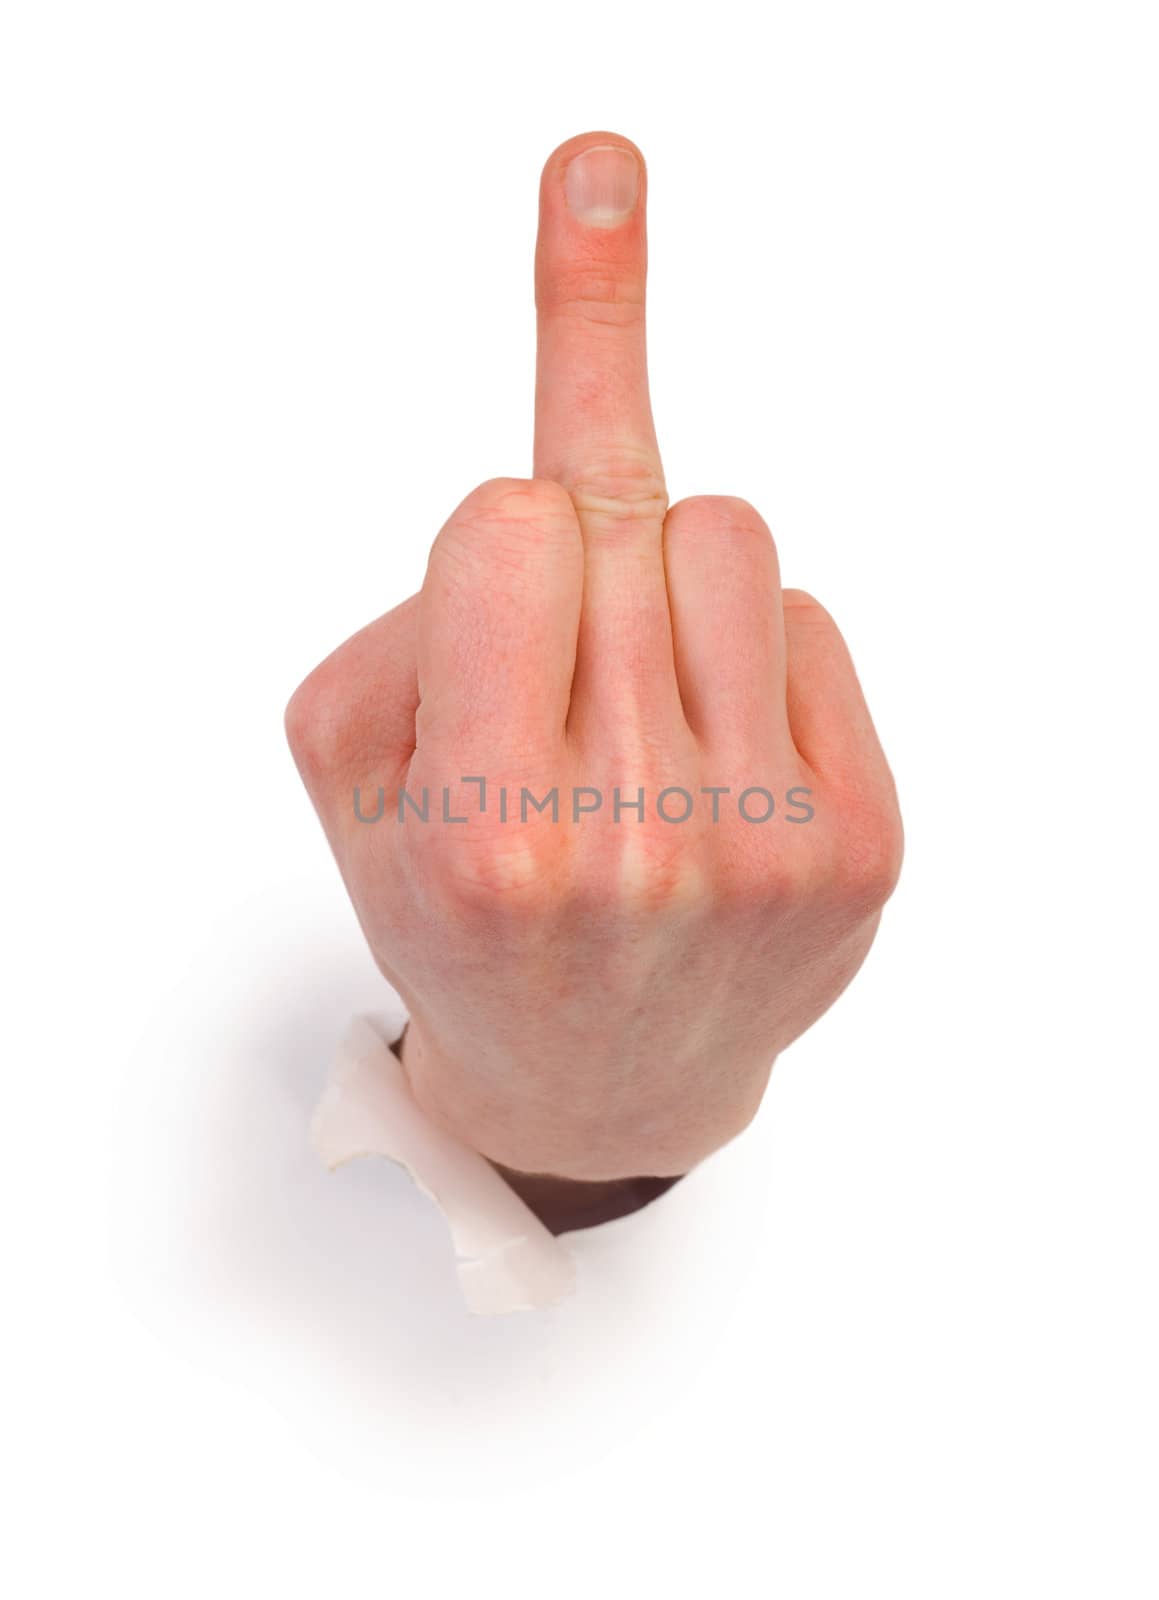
<box><xmin>285</xmin><ymin>132</ymin><xmax>903</xmax><ymax>1198</ymax></box>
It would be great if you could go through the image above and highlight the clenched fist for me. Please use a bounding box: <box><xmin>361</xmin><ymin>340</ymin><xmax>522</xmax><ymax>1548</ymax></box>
<box><xmin>286</xmin><ymin>134</ymin><xmax>902</xmax><ymax>1189</ymax></box>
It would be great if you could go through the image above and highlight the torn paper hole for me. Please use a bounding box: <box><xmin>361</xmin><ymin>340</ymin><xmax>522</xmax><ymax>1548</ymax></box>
<box><xmin>310</xmin><ymin>1015</ymin><xmax>576</xmax><ymax>1315</ymax></box>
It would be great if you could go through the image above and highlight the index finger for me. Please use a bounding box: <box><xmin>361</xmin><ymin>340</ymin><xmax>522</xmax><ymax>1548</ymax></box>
<box><xmin>533</xmin><ymin>133</ymin><xmax>667</xmax><ymax>531</ymax></box>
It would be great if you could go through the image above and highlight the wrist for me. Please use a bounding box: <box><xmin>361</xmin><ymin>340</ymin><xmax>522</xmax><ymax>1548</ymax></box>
<box><xmin>394</xmin><ymin>1020</ymin><xmax>687</xmax><ymax>1223</ymax></box>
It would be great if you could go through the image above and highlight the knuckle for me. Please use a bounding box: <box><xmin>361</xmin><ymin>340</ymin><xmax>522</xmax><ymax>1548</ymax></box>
<box><xmin>782</xmin><ymin>588</ymin><xmax>832</xmax><ymax>625</ymax></box>
<box><xmin>284</xmin><ymin>661</ymin><xmax>352</xmax><ymax>783</ymax></box>
<box><xmin>541</xmin><ymin>262</ymin><xmax>646</xmax><ymax>325</ymax></box>
<box><xmin>829</xmin><ymin>794</ymin><xmax>905</xmax><ymax>911</ymax></box>
<box><xmin>665</xmin><ymin>498</ymin><xmax>777</xmax><ymax>577</ymax></box>
<box><xmin>713</xmin><ymin>818</ymin><xmax>811</xmax><ymax>908</ymax></box>
<box><xmin>569</xmin><ymin>450</ymin><xmax>669</xmax><ymax>526</ymax></box>
<box><xmin>463</xmin><ymin>474</ymin><xmax>532</xmax><ymax>508</ymax></box>
<box><xmin>439</xmin><ymin>477</ymin><xmax>579</xmax><ymax>563</ymax></box>
<box><xmin>607</xmin><ymin>831</ymin><xmax>708</xmax><ymax>917</ymax></box>
<box><xmin>717</xmin><ymin>847</ymin><xmax>804</xmax><ymax>911</ymax></box>
<box><xmin>413</xmin><ymin>822</ymin><xmax>566</xmax><ymax>923</ymax></box>
<box><xmin>668</xmin><ymin>494</ymin><xmax>771</xmax><ymax>542</ymax></box>
<box><xmin>462</xmin><ymin>476</ymin><xmax>569</xmax><ymax>518</ymax></box>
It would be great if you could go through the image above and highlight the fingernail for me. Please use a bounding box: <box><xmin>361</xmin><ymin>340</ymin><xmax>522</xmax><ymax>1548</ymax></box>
<box><xmin>565</xmin><ymin>145</ymin><xmax>640</xmax><ymax>228</ymax></box>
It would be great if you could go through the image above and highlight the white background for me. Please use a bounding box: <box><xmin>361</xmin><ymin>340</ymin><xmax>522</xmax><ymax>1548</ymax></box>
<box><xmin>4</xmin><ymin>2</ymin><xmax>1157</xmax><ymax>1594</ymax></box>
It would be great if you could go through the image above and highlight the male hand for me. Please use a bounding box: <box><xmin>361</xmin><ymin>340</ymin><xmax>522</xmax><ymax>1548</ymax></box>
<box><xmin>286</xmin><ymin>134</ymin><xmax>903</xmax><ymax>1185</ymax></box>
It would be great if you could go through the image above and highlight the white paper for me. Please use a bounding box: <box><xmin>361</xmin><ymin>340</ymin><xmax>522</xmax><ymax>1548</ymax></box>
<box><xmin>310</xmin><ymin>1015</ymin><xmax>576</xmax><ymax>1314</ymax></box>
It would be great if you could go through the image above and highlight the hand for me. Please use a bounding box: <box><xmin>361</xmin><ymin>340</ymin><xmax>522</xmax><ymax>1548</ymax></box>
<box><xmin>285</xmin><ymin>133</ymin><xmax>903</xmax><ymax>1185</ymax></box>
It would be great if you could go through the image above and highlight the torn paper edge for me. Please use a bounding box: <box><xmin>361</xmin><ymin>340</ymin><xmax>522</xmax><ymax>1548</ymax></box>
<box><xmin>310</xmin><ymin>1014</ymin><xmax>576</xmax><ymax>1315</ymax></box>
